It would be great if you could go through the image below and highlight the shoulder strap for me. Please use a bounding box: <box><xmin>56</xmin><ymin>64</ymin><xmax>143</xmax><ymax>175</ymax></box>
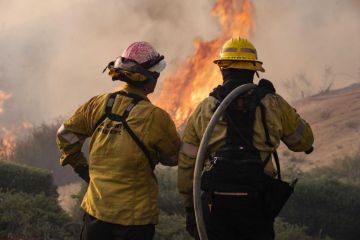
<box><xmin>260</xmin><ymin>103</ymin><xmax>281</xmax><ymax>180</ymax></box>
<box><xmin>246</xmin><ymin>79</ymin><xmax>282</xmax><ymax>180</ymax></box>
<box><xmin>93</xmin><ymin>91</ymin><xmax>155</xmax><ymax>170</ymax></box>
<box><xmin>93</xmin><ymin>92</ymin><xmax>118</xmax><ymax>133</ymax></box>
<box><xmin>93</xmin><ymin>91</ymin><xmax>146</xmax><ymax>132</ymax></box>
<box><xmin>121</xmin><ymin>117</ymin><xmax>156</xmax><ymax>170</ymax></box>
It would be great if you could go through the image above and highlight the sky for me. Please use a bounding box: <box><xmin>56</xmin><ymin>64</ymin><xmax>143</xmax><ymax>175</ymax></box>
<box><xmin>0</xmin><ymin>0</ymin><xmax>359</xmax><ymax>126</ymax></box>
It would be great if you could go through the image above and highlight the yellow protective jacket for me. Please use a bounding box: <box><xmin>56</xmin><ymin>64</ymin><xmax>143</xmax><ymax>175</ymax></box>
<box><xmin>178</xmin><ymin>90</ymin><xmax>314</xmax><ymax>207</ymax></box>
<box><xmin>56</xmin><ymin>84</ymin><xmax>180</xmax><ymax>225</ymax></box>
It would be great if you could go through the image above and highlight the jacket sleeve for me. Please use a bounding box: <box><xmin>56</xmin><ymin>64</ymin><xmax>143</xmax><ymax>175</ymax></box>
<box><xmin>177</xmin><ymin>110</ymin><xmax>201</xmax><ymax>208</ymax></box>
<box><xmin>56</xmin><ymin>96</ymin><xmax>100</xmax><ymax>168</ymax></box>
<box><xmin>150</xmin><ymin>108</ymin><xmax>181</xmax><ymax>166</ymax></box>
<box><xmin>277</xmin><ymin>95</ymin><xmax>314</xmax><ymax>152</ymax></box>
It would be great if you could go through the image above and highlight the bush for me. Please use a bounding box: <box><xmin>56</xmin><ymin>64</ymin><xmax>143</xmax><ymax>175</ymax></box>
<box><xmin>0</xmin><ymin>160</ymin><xmax>57</xmax><ymax>197</ymax></box>
<box><xmin>155</xmin><ymin>211</ymin><xmax>190</xmax><ymax>240</ymax></box>
<box><xmin>310</xmin><ymin>154</ymin><xmax>360</xmax><ymax>185</ymax></box>
<box><xmin>70</xmin><ymin>167</ymin><xmax>329</xmax><ymax>240</ymax></box>
<box><xmin>70</xmin><ymin>154</ymin><xmax>360</xmax><ymax>240</ymax></box>
<box><xmin>11</xmin><ymin>122</ymin><xmax>78</xmax><ymax>186</ymax></box>
<box><xmin>280</xmin><ymin>176</ymin><xmax>360</xmax><ymax>240</ymax></box>
<box><xmin>156</xmin><ymin>167</ymin><xmax>184</xmax><ymax>214</ymax></box>
<box><xmin>0</xmin><ymin>191</ymin><xmax>79</xmax><ymax>240</ymax></box>
<box><xmin>275</xmin><ymin>218</ymin><xmax>331</xmax><ymax>240</ymax></box>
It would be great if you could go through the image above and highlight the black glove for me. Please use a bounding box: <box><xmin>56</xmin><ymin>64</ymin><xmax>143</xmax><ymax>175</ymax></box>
<box><xmin>305</xmin><ymin>146</ymin><xmax>314</xmax><ymax>154</ymax></box>
<box><xmin>74</xmin><ymin>164</ymin><xmax>90</xmax><ymax>183</ymax></box>
<box><xmin>185</xmin><ymin>207</ymin><xmax>199</xmax><ymax>240</ymax></box>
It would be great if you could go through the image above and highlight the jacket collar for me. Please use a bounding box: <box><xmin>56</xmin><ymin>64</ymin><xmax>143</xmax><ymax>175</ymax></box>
<box><xmin>121</xmin><ymin>84</ymin><xmax>150</xmax><ymax>101</ymax></box>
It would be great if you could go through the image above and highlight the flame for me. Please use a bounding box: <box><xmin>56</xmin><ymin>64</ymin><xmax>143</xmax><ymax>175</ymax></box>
<box><xmin>0</xmin><ymin>122</ymin><xmax>34</xmax><ymax>160</ymax></box>
<box><xmin>0</xmin><ymin>88</ymin><xmax>33</xmax><ymax>159</ymax></box>
<box><xmin>155</xmin><ymin>0</ymin><xmax>254</xmax><ymax>127</ymax></box>
<box><xmin>0</xmin><ymin>90</ymin><xmax>12</xmax><ymax>114</ymax></box>
<box><xmin>0</xmin><ymin>128</ymin><xmax>16</xmax><ymax>160</ymax></box>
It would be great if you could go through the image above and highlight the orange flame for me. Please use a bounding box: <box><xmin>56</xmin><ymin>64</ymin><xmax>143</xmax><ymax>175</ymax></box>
<box><xmin>0</xmin><ymin>128</ymin><xmax>16</xmax><ymax>160</ymax></box>
<box><xmin>0</xmin><ymin>88</ymin><xmax>33</xmax><ymax>159</ymax></box>
<box><xmin>155</xmin><ymin>0</ymin><xmax>254</xmax><ymax>127</ymax></box>
<box><xmin>0</xmin><ymin>90</ymin><xmax>12</xmax><ymax>114</ymax></box>
<box><xmin>0</xmin><ymin>122</ymin><xmax>34</xmax><ymax>160</ymax></box>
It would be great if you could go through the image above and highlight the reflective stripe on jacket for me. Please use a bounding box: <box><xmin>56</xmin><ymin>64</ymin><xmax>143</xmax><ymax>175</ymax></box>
<box><xmin>177</xmin><ymin>93</ymin><xmax>314</xmax><ymax>207</ymax></box>
<box><xmin>56</xmin><ymin>84</ymin><xmax>180</xmax><ymax>225</ymax></box>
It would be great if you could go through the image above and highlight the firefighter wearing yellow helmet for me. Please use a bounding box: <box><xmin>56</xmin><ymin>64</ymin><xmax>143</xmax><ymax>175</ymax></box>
<box><xmin>56</xmin><ymin>41</ymin><xmax>180</xmax><ymax>240</ymax></box>
<box><xmin>177</xmin><ymin>37</ymin><xmax>314</xmax><ymax>240</ymax></box>
<box><xmin>214</xmin><ymin>37</ymin><xmax>265</xmax><ymax>72</ymax></box>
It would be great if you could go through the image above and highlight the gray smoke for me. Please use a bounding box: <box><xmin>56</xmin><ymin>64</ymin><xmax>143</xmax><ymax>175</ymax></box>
<box><xmin>0</xmin><ymin>0</ymin><xmax>218</xmax><ymax>126</ymax></box>
<box><xmin>253</xmin><ymin>0</ymin><xmax>360</xmax><ymax>98</ymax></box>
<box><xmin>0</xmin><ymin>0</ymin><xmax>359</xmax><ymax>126</ymax></box>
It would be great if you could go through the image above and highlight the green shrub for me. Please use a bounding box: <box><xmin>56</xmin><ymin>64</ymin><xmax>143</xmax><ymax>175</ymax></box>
<box><xmin>154</xmin><ymin>212</ymin><xmax>321</xmax><ymax>240</ymax></box>
<box><xmin>280</xmin><ymin>177</ymin><xmax>360</xmax><ymax>240</ymax></box>
<box><xmin>0</xmin><ymin>191</ymin><xmax>79</xmax><ymax>240</ymax></box>
<box><xmin>155</xmin><ymin>211</ymin><xmax>190</xmax><ymax>240</ymax></box>
<box><xmin>70</xmin><ymin>167</ymin><xmax>330</xmax><ymax>240</ymax></box>
<box><xmin>275</xmin><ymin>218</ymin><xmax>331</xmax><ymax>240</ymax></box>
<box><xmin>156</xmin><ymin>167</ymin><xmax>184</xmax><ymax>214</ymax></box>
<box><xmin>0</xmin><ymin>161</ymin><xmax>57</xmax><ymax>197</ymax></box>
<box><xmin>309</xmin><ymin>154</ymin><xmax>360</xmax><ymax>185</ymax></box>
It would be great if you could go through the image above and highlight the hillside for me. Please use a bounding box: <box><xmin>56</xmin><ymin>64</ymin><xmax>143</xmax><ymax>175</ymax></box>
<box><xmin>281</xmin><ymin>83</ymin><xmax>360</xmax><ymax>170</ymax></box>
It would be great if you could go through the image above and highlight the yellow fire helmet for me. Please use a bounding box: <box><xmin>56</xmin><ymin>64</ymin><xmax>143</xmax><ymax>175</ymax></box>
<box><xmin>214</xmin><ymin>37</ymin><xmax>265</xmax><ymax>72</ymax></box>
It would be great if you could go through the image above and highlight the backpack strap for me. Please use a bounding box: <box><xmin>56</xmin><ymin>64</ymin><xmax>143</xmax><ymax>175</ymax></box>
<box><xmin>210</xmin><ymin>79</ymin><xmax>282</xmax><ymax>179</ymax></box>
<box><xmin>93</xmin><ymin>91</ymin><xmax>155</xmax><ymax>170</ymax></box>
<box><xmin>260</xmin><ymin>102</ymin><xmax>282</xmax><ymax>180</ymax></box>
<box><xmin>249</xmin><ymin>79</ymin><xmax>282</xmax><ymax>180</ymax></box>
<box><xmin>93</xmin><ymin>92</ymin><xmax>118</xmax><ymax>133</ymax></box>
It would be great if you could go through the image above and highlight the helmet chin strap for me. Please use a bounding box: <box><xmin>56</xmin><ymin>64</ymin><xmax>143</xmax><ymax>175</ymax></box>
<box><xmin>255</xmin><ymin>71</ymin><xmax>260</xmax><ymax>78</ymax></box>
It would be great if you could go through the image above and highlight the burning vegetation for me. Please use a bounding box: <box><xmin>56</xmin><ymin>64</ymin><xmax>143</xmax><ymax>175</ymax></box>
<box><xmin>0</xmin><ymin>90</ymin><xmax>14</xmax><ymax>159</ymax></box>
<box><xmin>155</xmin><ymin>0</ymin><xmax>254</xmax><ymax>127</ymax></box>
<box><xmin>0</xmin><ymin>89</ymin><xmax>32</xmax><ymax>160</ymax></box>
<box><xmin>0</xmin><ymin>127</ymin><xmax>16</xmax><ymax>160</ymax></box>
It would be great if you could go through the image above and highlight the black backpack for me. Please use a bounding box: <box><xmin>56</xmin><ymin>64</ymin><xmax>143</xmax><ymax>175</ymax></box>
<box><xmin>201</xmin><ymin>79</ymin><xmax>293</xmax><ymax>218</ymax></box>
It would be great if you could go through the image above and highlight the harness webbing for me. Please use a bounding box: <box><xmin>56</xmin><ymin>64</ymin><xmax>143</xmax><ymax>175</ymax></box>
<box><xmin>93</xmin><ymin>91</ymin><xmax>155</xmax><ymax>170</ymax></box>
<box><xmin>211</xmin><ymin>79</ymin><xmax>282</xmax><ymax>180</ymax></box>
<box><xmin>260</xmin><ymin>103</ymin><xmax>282</xmax><ymax>180</ymax></box>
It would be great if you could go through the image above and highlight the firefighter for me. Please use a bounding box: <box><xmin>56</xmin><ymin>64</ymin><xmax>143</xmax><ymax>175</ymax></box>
<box><xmin>56</xmin><ymin>41</ymin><xmax>180</xmax><ymax>240</ymax></box>
<box><xmin>177</xmin><ymin>37</ymin><xmax>314</xmax><ymax>240</ymax></box>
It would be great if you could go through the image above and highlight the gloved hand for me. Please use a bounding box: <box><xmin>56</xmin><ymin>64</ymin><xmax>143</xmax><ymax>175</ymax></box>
<box><xmin>305</xmin><ymin>146</ymin><xmax>314</xmax><ymax>154</ymax></box>
<box><xmin>74</xmin><ymin>164</ymin><xmax>90</xmax><ymax>183</ymax></box>
<box><xmin>185</xmin><ymin>207</ymin><xmax>199</xmax><ymax>240</ymax></box>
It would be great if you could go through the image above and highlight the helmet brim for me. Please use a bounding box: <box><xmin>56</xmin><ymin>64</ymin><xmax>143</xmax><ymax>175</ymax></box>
<box><xmin>214</xmin><ymin>59</ymin><xmax>265</xmax><ymax>72</ymax></box>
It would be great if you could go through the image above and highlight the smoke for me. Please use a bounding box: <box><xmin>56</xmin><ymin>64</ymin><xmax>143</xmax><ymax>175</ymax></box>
<box><xmin>0</xmin><ymin>90</ymin><xmax>12</xmax><ymax>114</ymax></box>
<box><xmin>252</xmin><ymin>0</ymin><xmax>360</xmax><ymax>97</ymax></box>
<box><xmin>0</xmin><ymin>0</ymin><xmax>359</xmax><ymax>125</ymax></box>
<box><xmin>0</xmin><ymin>0</ymin><xmax>218</xmax><ymax>126</ymax></box>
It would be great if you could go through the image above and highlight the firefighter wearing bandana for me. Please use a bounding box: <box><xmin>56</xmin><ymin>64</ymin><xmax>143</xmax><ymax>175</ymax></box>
<box><xmin>178</xmin><ymin>38</ymin><xmax>314</xmax><ymax>240</ymax></box>
<box><xmin>56</xmin><ymin>42</ymin><xmax>180</xmax><ymax>240</ymax></box>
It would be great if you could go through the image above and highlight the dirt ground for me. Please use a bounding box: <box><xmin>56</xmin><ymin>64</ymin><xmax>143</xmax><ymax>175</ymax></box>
<box><xmin>281</xmin><ymin>83</ymin><xmax>360</xmax><ymax>171</ymax></box>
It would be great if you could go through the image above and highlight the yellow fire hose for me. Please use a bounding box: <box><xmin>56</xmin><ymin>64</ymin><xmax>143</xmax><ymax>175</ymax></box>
<box><xmin>193</xmin><ymin>83</ymin><xmax>257</xmax><ymax>240</ymax></box>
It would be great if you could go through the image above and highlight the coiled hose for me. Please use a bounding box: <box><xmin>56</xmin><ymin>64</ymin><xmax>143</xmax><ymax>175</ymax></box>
<box><xmin>193</xmin><ymin>83</ymin><xmax>257</xmax><ymax>240</ymax></box>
